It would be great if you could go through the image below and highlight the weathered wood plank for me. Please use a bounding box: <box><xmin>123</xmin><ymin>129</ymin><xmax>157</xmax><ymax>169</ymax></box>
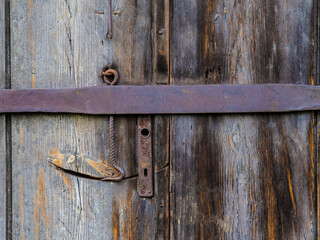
<box><xmin>316</xmin><ymin>0</ymin><xmax>320</xmax><ymax>236</ymax></box>
<box><xmin>151</xmin><ymin>1</ymin><xmax>170</xmax><ymax>238</ymax></box>
<box><xmin>10</xmin><ymin>0</ymin><xmax>169</xmax><ymax>239</ymax></box>
<box><xmin>0</xmin><ymin>1</ymin><xmax>7</xmax><ymax>238</ymax></box>
<box><xmin>170</xmin><ymin>0</ymin><xmax>316</xmax><ymax>239</ymax></box>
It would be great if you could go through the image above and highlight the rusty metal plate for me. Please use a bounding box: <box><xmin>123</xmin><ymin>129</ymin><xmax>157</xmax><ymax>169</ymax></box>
<box><xmin>137</xmin><ymin>116</ymin><xmax>153</xmax><ymax>197</ymax></box>
<box><xmin>0</xmin><ymin>84</ymin><xmax>319</xmax><ymax>114</ymax></box>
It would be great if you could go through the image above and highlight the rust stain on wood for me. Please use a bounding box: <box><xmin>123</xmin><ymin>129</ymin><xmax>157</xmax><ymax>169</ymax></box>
<box><xmin>125</xmin><ymin>189</ymin><xmax>134</xmax><ymax>239</ymax></box>
<box><xmin>316</xmin><ymin>118</ymin><xmax>320</xmax><ymax>234</ymax></box>
<box><xmin>112</xmin><ymin>194</ymin><xmax>120</xmax><ymax>240</ymax></box>
<box><xmin>33</xmin><ymin>169</ymin><xmax>50</xmax><ymax>239</ymax></box>
<box><xmin>146</xmin><ymin>217</ymin><xmax>150</xmax><ymax>240</ymax></box>
<box><xmin>49</xmin><ymin>148</ymin><xmax>60</xmax><ymax>155</ymax></box>
<box><xmin>33</xmin><ymin>191</ymin><xmax>39</xmax><ymax>240</ymax></box>
<box><xmin>28</xmin><ymin>0</ymin><xmax>35</xmax><ymax>88</ymax></box>
<box><xmin>19</xmin><ymin>177</ymin><xmax>26</xmax><ymax>240</ymax></box>
<box><xmin>227</xmin><ymin>134</ymin><xmax>232</xmax><ymax>148</ymax></box>
<box><xmin>48</xmin><ymin>153</ymin><xmax>64</xmax><ymax>168</ymax></box>
<box><xmin>307</xmin><ymin>119</ymin><xmax>315</xmax><ymax>211</ymax></box>
<box><xmin>19</xmin><ymin>123</ymin><xmax>23</xmax><ymax>145</ymax></box>
<box><xmin>281</xmin><ymin>125</ymin><xmax>297</xmax><ymax>216</ymax></box>
<box><xmin>285</xmin><ymin>155</ymin><xmax>297</xmax><ymax>216</ymax></box>
<box><xmin>27</xmin><ymin>0</ymin><xmax>33</xmax><ymax>16</ymax></box>
<box><xmin>203</xmin><ymin>0</ymin><xmax>214</xmax><ymax>59</ymax></box>
<box><xmin>38</xmin><ymin>169</ymin><xmax>47</xmax><ymax>221</ymax></box>
<box><xmin>31</xmin><ymin>67</ymin><xmax>36</xmax><ymax>88</ymax></box>
<box><xmin>263</xmin><ymin>147</ymin><xmax>278</xmax><ymax>240</ymax></box>
<box><xmin>283</xmin><ymin>150</ymin><xmax>297</xmax><ymax>216</ymax></box>
<box><xmin>59</xmin><ymin>171</ymin><xmax>74</xmax><ymax>198</ymax></box>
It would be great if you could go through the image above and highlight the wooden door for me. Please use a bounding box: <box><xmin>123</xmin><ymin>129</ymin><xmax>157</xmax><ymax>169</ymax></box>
<box><xmin>0</xmin><ymin>0</ymin><xmax>319</xmax><ymax>239</ymax></box>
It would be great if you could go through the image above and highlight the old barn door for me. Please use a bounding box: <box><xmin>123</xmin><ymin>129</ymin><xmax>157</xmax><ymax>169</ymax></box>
<box><xmin>1</xmin><ymin>0</ymin><xmax>319</xmax><ymax>239</ymax></box>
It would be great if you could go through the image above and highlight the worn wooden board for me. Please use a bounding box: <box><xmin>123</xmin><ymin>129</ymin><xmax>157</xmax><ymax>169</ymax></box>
<box><xmin>316</xmin><ymin>0</ymin><xmax>320</xmax><ymax>236</ymax></box>
<box><xmin>9</xmin><ymin>0</ymin><xmax>169</xmax><ymax>239</ymax></box>
<box><xmin>170</xmin><ymin>0</ymin><xmax>317</xmax><ymax>239</ymax></box>
<box><xmin>0</xmin><ymin>0</ymin><xmax>6</xmax><ymax>238</ymax></box>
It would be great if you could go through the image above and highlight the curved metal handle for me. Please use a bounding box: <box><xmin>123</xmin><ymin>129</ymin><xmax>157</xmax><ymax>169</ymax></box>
<box><xmin>48</xmin><ymin>69</ymin><xmax>125</xmax><ymax>181</ymax></box>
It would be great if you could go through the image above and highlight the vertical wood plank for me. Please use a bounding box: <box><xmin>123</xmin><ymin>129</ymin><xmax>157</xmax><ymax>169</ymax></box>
<box><xmin>316</xmin><ymin>0</ymin><xmax>320</xmax><ymax>237</ymax></box>
<box><xmin>151</xmin><ymin>1</ymin><xmax>170</xmax><ymax>238</ymax></box>
<box><xmin>170</xmin><ymin>0</ymin><xmax>316</xmax><ymax>239</ymax></box>
<box><xmin>10</xmin><ymin>0</ymin><xmax>169</xmax><ymax>239</ymax></box>
<box><xmin>0</xmin><ymin>1</ymin><xmax>7</xmax><ymax>238</ymax></box>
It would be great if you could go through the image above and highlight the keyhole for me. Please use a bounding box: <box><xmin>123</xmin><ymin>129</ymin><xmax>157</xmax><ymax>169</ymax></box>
<box><xmin>144</xmin><ymin>168</ymin><xmax>148</xmax><ymax>177</ymax></box>
<box><xmin>140</xmin><ymin>128</ymin><xmax>150</xmax><ymax>138</ymax></box>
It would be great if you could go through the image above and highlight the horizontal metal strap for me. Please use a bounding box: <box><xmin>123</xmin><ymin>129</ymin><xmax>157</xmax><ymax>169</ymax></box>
<box><xmin>0</xmin><ymin>84</ymin><xmax>319</xmax><ymax>114</ymax></box>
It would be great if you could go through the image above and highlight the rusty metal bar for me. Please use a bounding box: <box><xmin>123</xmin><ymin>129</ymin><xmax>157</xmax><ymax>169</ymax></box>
<box><xmin>137</xmin><ymin>116</ymin><xmax>153</xmax><ymax>197</ymax></box>
<box><xmin>0</xmin><ymin>84</ymin><xmax>319</xmax><ymax>114</ymax></box>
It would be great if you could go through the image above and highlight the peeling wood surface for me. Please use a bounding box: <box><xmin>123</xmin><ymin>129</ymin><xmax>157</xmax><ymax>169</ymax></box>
<box><xmin>170</xmin><ymin>0</ymin><xmax>317</xmax><ymax>239</ymax></box>
<box><xmin>0</xmin><ymin>1</ymin><xmax>6</xmax><ymax>237</ymax></box>
<box><xmin>9</xmin><ymin>0</ymin><xmax>169</xmax><ymax>239</ymax></box>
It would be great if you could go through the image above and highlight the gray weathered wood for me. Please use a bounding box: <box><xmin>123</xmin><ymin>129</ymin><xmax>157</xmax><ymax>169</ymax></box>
<box><xmin>170</xmin><ymin>0</ymin><xmax>317</xmax><ymax>239</ymax></box>
<box><xmin>10</xmin><ymin>0</ymin><xmax>169</xmax><ymax>239</ymax></box>
<box><xmin>0</xmin><ymin>0</ymin><xmax>6</xmax><ymax>238</ymax></box>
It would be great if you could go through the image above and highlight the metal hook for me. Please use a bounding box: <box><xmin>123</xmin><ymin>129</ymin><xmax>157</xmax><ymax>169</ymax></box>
<box><xmin>102</xmin><ymin>69</ymin><xmax>119</xmax><ymax>85</ymax></box>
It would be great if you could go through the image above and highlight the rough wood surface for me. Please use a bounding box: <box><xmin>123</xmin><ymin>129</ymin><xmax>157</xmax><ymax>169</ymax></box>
<box><xmin>3</xmin><ymin>0</ymin><xmax>319</xmax><ymax>239</ymax></box>
<box><xmin>0</xmin><ymin>1</ymin><xmax>6</xmax><ymax>237</ymax></box>
<box><xmin>9</xmin><ymin>0</ymin><xmax>169</xmax><ymax>239</ymax></box>
<box><xmin>316</xmin><ymin>0</ymin><xmax>320</xmax><ymax>236</ymax></box>
<box><xmin>170</xmin><ymin>0</ymin><xmax>317</xmax><ymax>239</ymax></box>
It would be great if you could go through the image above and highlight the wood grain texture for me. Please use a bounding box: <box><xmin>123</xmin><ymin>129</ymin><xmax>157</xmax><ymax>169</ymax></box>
<box><xmin>316</xmin><ymin>0</ymin><xmax>320</xmax><ymax>237</ymax></box>
<box><xmin>10</xmin><ymin>0</ymin><xmax>169</xmax><ymax>239</ymax></box>
<box><xmin>170</xmin><ymin>0</ymin><xmax>317</xmax><ymax>239</ymax></box>
<box><xmin>0</xmin><ymin>1</ymin><xmax>6</xmax><ymax>237</ymax></box>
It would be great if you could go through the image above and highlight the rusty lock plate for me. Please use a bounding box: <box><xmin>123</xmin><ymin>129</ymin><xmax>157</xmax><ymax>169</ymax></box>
<box><xmin>137</xmin><ymin>116</ymin><xmax>153</xmax><ymax>197</ymax></box>
<box><xmin>0</xmin><ymin>84</ymin><xmax>319</xmax><ymax>114</ymax></box>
